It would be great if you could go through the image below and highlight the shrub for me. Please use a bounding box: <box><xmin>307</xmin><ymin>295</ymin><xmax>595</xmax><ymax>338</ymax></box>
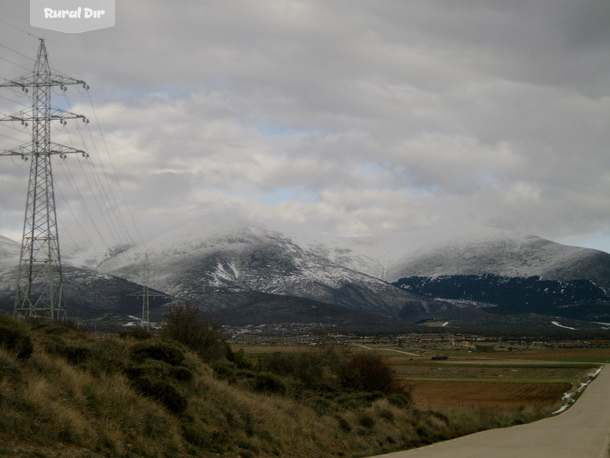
<box><xmin>182</xmin><ymin>422</ymin><xmax>212</xmax><ymax>447</ymax></box>
<box><xmin>42</xmin><ymin>337</ymin><xmax>93</xmax><ymax>365</ymax></box>
<box><xmin>130</xmin><ymin>376</ymin><xmax>187</xmax><ymax>414</ymax></box>
<box><xmin>303</xmin><ymin>395</ymin><xmax>334</xmax><ymax>415</ymax></box>
<box><xmin>0</xmin><ymin>315</ymin><xmax>33</xmax><ymax>359</ymax></box>
<box><xmin>211</xmin><ymin>360</ymin><xmax>238</xmax><ymax>382</ymax></box>
<box><xmin>225</xmin><ymin>344</ymin><xmax>251</xmax><ymax>369</ymax></box>
<box><xmin>336</xmin><ymin>391</ymin><xmax>384</xmax><ymax>410</ymax></box>
<box><xmin>171</xmin><ymin>365</ymin><xmax>194</xmax><ymax>382</ymax></box>
<box><xmin>61</xmin><ymin>345</ymin><xmax>92</xmax><ymax>365</ymax></box>
<box><xmin>125</xmin><ymin>359</ymin><xmax>193</xmax><ymax>383</ymax></box>
<box><xmin>27</xmin><ymin>317</ymin><xmax>79</xmax><ymax>335</ymax></box>
<box><xmin>357</xmin><ymin>411</ymin><xmax>376</xmax><ymax>428</ymax></box>
<box><xmin>262</xmin><ymin>352</ymin><xmax>295</xmax><ymax>375</ymax></box>
<box><xmin>123</xmin><ymin>339</ymin><xmax>193</xmax><ymax>415</ymax></box>
<box><xmin>335</xmin><ymin>353</ymin><xmax>402</xmax><ymax>394</ymax></box>
<box><xmin>336</xmin><ymin>416</ymin><xmax>352</xmax><ymax>433</ymax></box>
<box><xmin>130</xmin><ymin>341</ymin><xmax>186</xmax><ymax>366</ymax></box>
<box><xmin>119</xmin><ymin>327</ymin><xmax>153</xmax><ymax>340</ymax></box>
<box><xmin>251</xmin><ymin>372</ymin><xmax>286</xmax><ymax>395</ymax></box>
<box><xmin>124</xmin><ymin>358</ymin><xmax>192</xmax><ymax>415</ymax></box>
<box><xmin>377</xmin><ymin>408</ymin><xmax>395</xmax><ymax>423</ymax></box>
<box><xmin>162</xmin><ymin>303</ymin><xmax>225</xmax><ymax>362</ymax></box>
<box><xmin>387</xmin><ymin>392</ymin><xmax>412</xmax><ymax>409</ymax></box>
<box><xmin>0</xmin><ymin>349</ymin><xmax>22</xmax><ymax>382</ymax></box>
<box><xmin>259</xmin><ymin>350</ymin><xmax>333</xmax><ymax>389</ymax></box>
<box><xmin>81</xmin><ymin>337</ymin><xmax>129</xmax><ymax>375</ymax></box>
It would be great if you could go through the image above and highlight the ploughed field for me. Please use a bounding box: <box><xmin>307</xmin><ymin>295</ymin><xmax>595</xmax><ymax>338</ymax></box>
<box><xmin>407</xmin><ymin>380</ymin><xmax>569</xmax><ymax>411</ymax></box>
<box><xmin>378</xmin><ymin>348</ymin><xmax>603</xmax><ymax>414</ymax></box>
<box><xmin>239</xmin><ymin>343</ymin><xmax>604</xmax><ymax>415</ymax></box>
<box><xmin>392</xmin><ymin>362</ymin><xmax>584</xmax><ymax>382</ymax></box>
<box><xmin>481</xmin><ymin>347</ymin><xmax>610</xmax><ymax>363</ymax></box>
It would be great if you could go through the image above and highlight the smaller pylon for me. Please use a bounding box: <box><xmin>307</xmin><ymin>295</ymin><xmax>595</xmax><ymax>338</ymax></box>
<box><xmin>129</xmin><ymin>254</ymin><xmax>166</xmax><ymax>330</ymax></box>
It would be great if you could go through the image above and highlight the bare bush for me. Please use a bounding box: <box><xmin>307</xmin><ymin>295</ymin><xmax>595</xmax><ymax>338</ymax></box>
<box><xmin>161</xmin><ymin>303</ymin><xmax>225</xmax><ymax>362</ymax></box>
<box><xmin>0</xmin><ymin>315</ymin><xmax>33</xmax><ymax>359</ymax></box>
<box><xmin>335</xmin><ymin>352</ymin><xmax>405</xmax><ymax>395</ymax></box>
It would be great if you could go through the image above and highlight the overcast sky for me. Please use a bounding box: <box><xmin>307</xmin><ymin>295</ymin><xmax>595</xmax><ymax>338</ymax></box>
<box><xmin>1</xmin><ymin>0</ymin><xmax>610</xmax><ymax>255</ymax></box>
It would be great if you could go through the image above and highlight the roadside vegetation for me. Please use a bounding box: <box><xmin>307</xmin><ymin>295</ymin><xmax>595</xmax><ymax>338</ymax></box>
<box><xmin>0</xmin><ymin>308</ymin><xmax>589</xmax><ymax>457</ymax></box>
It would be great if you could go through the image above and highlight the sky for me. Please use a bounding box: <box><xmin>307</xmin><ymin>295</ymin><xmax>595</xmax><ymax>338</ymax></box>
<box><xmin>1</xmin><ymin>0</ymin><xmax>610</xmax><ymax>255</ymax></box>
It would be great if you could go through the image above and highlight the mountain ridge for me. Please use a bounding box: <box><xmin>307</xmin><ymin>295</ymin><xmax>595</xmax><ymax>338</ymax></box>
<box><xmin>2</xmin><ymin>216</ymin><xmax>610</xmax><ymax>329</ymax></box>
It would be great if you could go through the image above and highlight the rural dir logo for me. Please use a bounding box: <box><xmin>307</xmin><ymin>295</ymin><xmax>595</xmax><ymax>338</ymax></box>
<box><xmin>31</xmin><ymin>0</ymin><xmax>115</xmax><ymax>33</ymax></box>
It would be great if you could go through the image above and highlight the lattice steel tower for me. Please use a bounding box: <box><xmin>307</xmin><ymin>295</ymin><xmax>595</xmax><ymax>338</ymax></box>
<box><xmin>0</xmin><ymin>39</ymin><xmax>88</xmax><ymax>320</ymax></box>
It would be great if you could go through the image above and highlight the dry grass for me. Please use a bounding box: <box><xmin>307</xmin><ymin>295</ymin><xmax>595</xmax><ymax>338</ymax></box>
<box><xmin>0</xmin><ymin>319</ymin><xmax>476</xmax><ymax>457</ymax></box>
<box><xmin>1</xmin><ymin>320</ymin><xmax>592</xmax><ymax>457</ymax></box>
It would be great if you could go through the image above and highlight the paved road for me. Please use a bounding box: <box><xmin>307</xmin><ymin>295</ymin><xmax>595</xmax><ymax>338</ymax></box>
<box><xmin>374</xmin><ymin>365</ymin><xmax>610</xmax><ymax>458</ymax></box>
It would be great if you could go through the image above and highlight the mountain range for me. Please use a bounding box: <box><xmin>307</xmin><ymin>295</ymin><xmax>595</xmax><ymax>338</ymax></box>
<box><xmin>1</xmin><ymin>215</ymin><xmax>610</xmax><ymax>332</ymax></box>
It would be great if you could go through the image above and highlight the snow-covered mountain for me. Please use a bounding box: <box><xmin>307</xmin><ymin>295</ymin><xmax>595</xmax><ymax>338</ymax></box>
<box><xmin>3</xmin><ymin>215</ymin><xmax>610</xmax><ymax>327</ymax></box>
<box><xmin>0</xmin><ymin>236</ymin><xmax>19</xmax><ymax>293</ymax></box>
<box><xmin>0</xmin><ymin>235</ymin><xmax>19</xmax><ymax>264</ymax></box>
<box><xmin>90</xmin><ymin>214</ymin><xmax>610</xmax><ymax>324</ymax></box>
<box><xmin>99</xmin><ymin>215</ymin><xmax>452</xmax><ymax>320</ymax></box>
<box><xmin>286</xmin><ymin>225</ymin><xmax>610</xmax><ymax>287</ymax></box>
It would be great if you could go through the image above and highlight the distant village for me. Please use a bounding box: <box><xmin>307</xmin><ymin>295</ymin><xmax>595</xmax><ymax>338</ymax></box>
<box><xmin>224</xmin><ymin>322</ymin><xmax>604</xmax><ymax>354</ymax></box>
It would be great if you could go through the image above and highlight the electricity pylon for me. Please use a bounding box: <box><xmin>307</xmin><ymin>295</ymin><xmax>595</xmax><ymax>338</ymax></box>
<box><xmin>0</xmin><ymin>39</ymin><xmax>89</xmax><ymax>320</ymax></box>
<box><xmin>130</xmin><ymin>254</ymin><xmax>167</xmax><ymax>330</ymax></box>
<box><xmin>136</xmin><ymin>255</ymin><xmax>152</xmax><ymax>330</ymax></box>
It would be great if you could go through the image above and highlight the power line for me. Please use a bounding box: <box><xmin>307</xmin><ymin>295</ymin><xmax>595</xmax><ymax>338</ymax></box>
<box><xmin>0</xmin><ymin>55</ymin><xmax>32</xmax><ymax>72</ymax></box>
<box><xmin>0</xmin><ymin>42</ymin><xmax>37</xmax><ymax>63</ymax></box>
<box><xmin>0</xmin><ymin>19</ymin><xmax>42</xmax><ymax>40</ymax></box>
<box><xmin>85</xmin><ymin>91</ymin><xmax>148</xmax><ymax>250</ymax></box>
<box><xmin>54</xmin><ymin>168</ymin><xmax>97</xmax><ymax>250</ymax></box>
<box><xmin>54</xmin><ymin>90</ymin><xmax>145</xmax><ymax>262</ymax></box>
<box><xmin>57</xmin><ymin>152</ymin><xmax>116</xmax><ymax>251</ymax></box>
<box><xmin>0</xmin><ymin>130</ymin><xmax>27</xmax><ymax>143</ymax></box>
<box><xmin>0</xmin><ymin>92</ymin><xmax>32</xmax><ymax>108</ymax></box>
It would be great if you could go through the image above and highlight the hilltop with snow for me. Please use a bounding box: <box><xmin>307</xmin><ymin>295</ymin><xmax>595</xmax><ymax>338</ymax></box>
<box><xmin>2</xmin><ymin>215</ymin><xmax>610</xmax><ymax>328</ymax></box>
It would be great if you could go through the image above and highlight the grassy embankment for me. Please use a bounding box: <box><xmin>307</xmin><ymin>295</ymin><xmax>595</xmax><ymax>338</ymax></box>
<box><xmin>0</xmin><ymin>314</ymin><xmax>595</xmax><ymax>457</ymax></box>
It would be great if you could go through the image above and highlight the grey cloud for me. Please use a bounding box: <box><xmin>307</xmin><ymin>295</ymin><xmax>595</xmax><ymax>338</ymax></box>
<box><xmin>1</xmin><ymin>0</ymin><xmax>610</xmax><ymax>251</ymax></box>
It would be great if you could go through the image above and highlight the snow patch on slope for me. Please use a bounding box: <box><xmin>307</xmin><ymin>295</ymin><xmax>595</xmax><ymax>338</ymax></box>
<box><xmin>551</xmin><ymin>321</ymin><xmax>576</xmax><ymax>331</ymax></box>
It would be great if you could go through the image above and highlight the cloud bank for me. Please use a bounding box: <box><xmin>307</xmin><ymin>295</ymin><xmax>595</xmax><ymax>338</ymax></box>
<box><xmin>1</xmin><ymin>0</ymin><xmax>610</xmax><ymax>253</ymax></box>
